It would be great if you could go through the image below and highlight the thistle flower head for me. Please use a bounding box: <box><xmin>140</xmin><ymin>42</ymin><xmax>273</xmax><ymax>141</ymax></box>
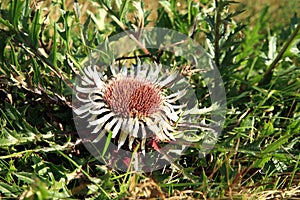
<box><xmin>74</xmin><ymin>62</ymin><xmax>187</xmax><ymax>153</ymax></box>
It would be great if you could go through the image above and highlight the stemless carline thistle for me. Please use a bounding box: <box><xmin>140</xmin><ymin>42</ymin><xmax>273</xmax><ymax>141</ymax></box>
<box><xmin>74</xmin><ymin>62</ymin><xmax>187</xmax><ymax>154</ymax></box>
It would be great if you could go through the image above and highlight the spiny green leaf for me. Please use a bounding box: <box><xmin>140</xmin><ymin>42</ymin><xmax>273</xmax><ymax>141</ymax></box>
<box><xmin>14</xmin><ymin>172</ymin><xmax>35</xmax><ymax>184</ymax></box>
<box><xmin>253</xmin><ymin>134</ymin><xmax>291</xmax><ymax>168</ymax></box>
<box><xmin>0</xmin><ymin>181</ymin><xmax>20</xmax><ymax>197</ymax></box>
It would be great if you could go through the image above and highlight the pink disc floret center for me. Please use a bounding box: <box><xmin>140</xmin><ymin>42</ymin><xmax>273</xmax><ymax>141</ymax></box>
<box><xmin>104</xmin><ymin>77</ymin><xmax>162</xmax><ymax>119</ymax></box>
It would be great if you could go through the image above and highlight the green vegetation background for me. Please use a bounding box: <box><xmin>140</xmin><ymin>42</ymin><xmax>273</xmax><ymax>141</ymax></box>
<box><xmin>0</xmin><ymin>0</ymin><xmax>299</xmax><ymax>199</ymax></box>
